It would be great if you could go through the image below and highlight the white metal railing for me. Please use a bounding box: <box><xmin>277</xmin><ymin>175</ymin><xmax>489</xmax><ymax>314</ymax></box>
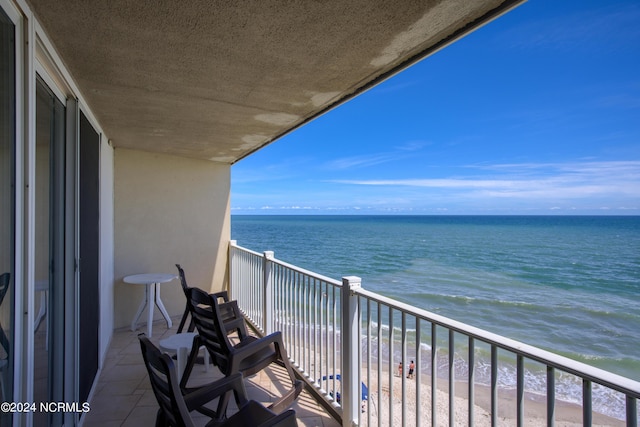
<box><xmin>228</xmin><ymin>244</ymin><xmax>264</xmax><ymax>333</ymax></box>
<box><xmin>229</xmin><ymin>241</ymin><xmax>640</xmax><ymax>427</ymax></box>
<box><xmin>229</xmin><ymin>241</ymin><xmax>344</xmax><ymax>410</ymax></box>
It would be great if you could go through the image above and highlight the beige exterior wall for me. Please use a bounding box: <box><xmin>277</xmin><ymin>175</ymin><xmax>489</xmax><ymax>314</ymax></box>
<box><xmin>100</xmin><ymin>138</ymin><xmax>115</xmax><ymax>361</ymax></box>
<box><xmin>113</xmin><ymin>148</ymin><xmax>230</xmax><ymax>329</ymax></box>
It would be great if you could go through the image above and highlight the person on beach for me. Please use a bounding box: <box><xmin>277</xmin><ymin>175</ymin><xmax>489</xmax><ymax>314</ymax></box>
<box><xmin>407</xmin><ymin>360</ymin><xmax>415</xmax><ymax>379</ymax></box>
<box><xmin>397</xmin><ymin>362</ymin><xmax>402</xmax><ymax>377</ymax></box>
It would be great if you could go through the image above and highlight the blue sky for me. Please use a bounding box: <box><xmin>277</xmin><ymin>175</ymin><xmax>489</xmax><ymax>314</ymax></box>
<box><xmin>232</xmin><ymin>0</ymin><xmax>640</xmax><ymax>215</ymax></box>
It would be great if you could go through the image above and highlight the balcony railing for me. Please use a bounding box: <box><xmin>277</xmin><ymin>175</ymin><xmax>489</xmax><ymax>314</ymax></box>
<box><xmin>229</xmin><ymin>241</ymin><xmax>640</xmax><ymax>427</ymax></box>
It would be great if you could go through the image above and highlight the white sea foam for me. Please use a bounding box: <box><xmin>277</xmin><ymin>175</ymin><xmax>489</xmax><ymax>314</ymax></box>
<box><xmin>358</xmin><ymin>333</ymin><xmax>628</xmax><ymax>420</ymax></box>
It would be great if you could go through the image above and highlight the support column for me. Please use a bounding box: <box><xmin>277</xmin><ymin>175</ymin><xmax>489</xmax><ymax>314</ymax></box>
<box><xmin>341</xmin><ymin>276</ymin><xmax>361</xmax><ymax>427</ymax></box>
<box><xmin>228</xmin><ymin>240</ymin><xmax>236</xmax><ymax>300</ymax></box>
<box><xmin>263</xmin><ymin>251</ymin><xmax>274</xmax><ymax>335</ymax></box>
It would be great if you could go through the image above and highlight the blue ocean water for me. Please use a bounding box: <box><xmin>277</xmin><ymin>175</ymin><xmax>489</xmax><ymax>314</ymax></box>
<box><xmin>231</xmin><ymin>215</ymin><xmax>640</xmax><ymax>413</ymax></box>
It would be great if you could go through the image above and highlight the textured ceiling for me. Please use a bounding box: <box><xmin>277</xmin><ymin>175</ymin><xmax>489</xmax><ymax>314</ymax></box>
<box><xmin>28</xmin><ymin>0</ymin><xmax>522</xmax><ymax>163</ymax></box>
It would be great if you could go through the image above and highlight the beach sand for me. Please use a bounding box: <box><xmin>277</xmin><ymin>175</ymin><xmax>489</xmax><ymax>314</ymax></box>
<box><xmin>356</xmin><ymin>369</ymin><xmax>624</xmax><ymax>426</ymax></box>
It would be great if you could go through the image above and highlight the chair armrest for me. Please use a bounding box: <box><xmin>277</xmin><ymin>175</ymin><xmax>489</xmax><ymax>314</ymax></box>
<box><xmin>183</xmin><ymin>372</ymin><xmax>249</xmax><ymax>417</ymax></box>
<box><xmin>266</xmin><ymin>380</ymin><xmax>304</xmax><ymax>415</ymax></box>
<box><xmin>258</xmin><ymin>408</ymin><xmax>297</xmax><ymax>427</ymax></box>
<box><xmin>215</xmin><ymin>402</ymin><xmax>297</xmax><ymax>427</ymax></box>
<box><xmin>229</xmin><ymin>332</ymin><xmax>303</xmax><ymax>412</ymax></box>
<box><xmin>210</xmin><ymin>290</ymin><xmax>229</xmax><ymax>303</ymax></box>
<box><xmin>229</xmin><ymin>330</ymin><xmax>286</xmax><ymax>362</ymax></box>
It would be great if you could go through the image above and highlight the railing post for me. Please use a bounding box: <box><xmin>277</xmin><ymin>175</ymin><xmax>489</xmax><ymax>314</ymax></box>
<box><xmin>341</xmin><ymin>276</ymin><xmax>361</xmax><ymax>427</ymax></box>
<box><xmin>228</xmin><ymin>240</ymin><xmax>237</xmax><ymax>300</ymax></box>
<box><xmin>263</xmin><ymin>251</ymin><xmax>274</xmax><ymax>335</ymax></box>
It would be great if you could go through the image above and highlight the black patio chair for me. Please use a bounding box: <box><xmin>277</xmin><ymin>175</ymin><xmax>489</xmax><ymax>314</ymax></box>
<box><xmin>0</xmin><ymin>273</ymin><xmax>10</xmax><ymax>355</ymax></box>
<box><xmin>175</xmin><ymin>264</ymin><xmax>229</xmax><ymax>334</ymax></box>
<box><xmin>139</xmin><ymin>335</ymin><xmax>297</xmax><ymax>427</ymax></box>
<box><xmin>183</xmin><ymin>287</ymin><xmax>303</xmax><ymax>414</ymax></box>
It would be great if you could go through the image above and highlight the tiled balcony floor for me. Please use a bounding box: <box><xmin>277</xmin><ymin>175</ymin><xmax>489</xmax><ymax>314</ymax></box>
<box><xmin>82</xmin><ymin>316</ymin><xmax>340</xmax><ymax>427</ymax></box>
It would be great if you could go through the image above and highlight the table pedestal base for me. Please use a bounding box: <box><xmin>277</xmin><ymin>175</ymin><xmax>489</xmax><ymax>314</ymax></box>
<box><xmin>130</xmin><ymin>282</ymin><xmax>173</xmax><ymax>337</ymax></box>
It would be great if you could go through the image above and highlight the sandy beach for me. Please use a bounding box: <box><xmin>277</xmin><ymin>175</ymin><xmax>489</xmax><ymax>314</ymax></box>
<box><xmin>356</xmin><ymin>369</ymin><xmax>625</xmax><ymax>426</ymax></box>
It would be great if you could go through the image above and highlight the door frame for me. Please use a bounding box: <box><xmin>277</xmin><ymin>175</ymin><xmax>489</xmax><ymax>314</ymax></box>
<box><xmin>0</xmin><ymin>2</ymin><xmax>110</xmax><ymax>424</ymax></box>
<box><xmin>0</xmin><ymin>1</ymin><xmax>23</xmax><ymax>422</ymax></box>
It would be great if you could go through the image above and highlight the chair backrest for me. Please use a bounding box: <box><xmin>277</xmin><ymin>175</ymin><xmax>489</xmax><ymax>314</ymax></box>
<box><xmin>139</xmin><ymin>335</ymin><xmax>194</xmax><ymax>427</ymax></box>
<box><xmin>186</xmin><ymin>288</ymin><xmax>303</xmax><ymax>414</ymax></box>
<box><xmin>140</xmin><ymin>335</ymin><xmax>298</xmax><ymax>427</ymax></box>
<box><xmin>176</xmin><ymin>264</ymin><xmax>230</xmax><ymax>302</ymax></box>
<box><xmin>176</xmin><ymin>264</ymin><xmax>188</xmax><ymax>292</ymax></box>
<box><xmin>176</xmin><ymin>264</ymin><xmax>230</xmax><ymax>333</ymax></box>
<box><xmin>187</xmin><ymin>287</ymin><xmax>237</xmax><ymax>374</ymax></box>
<box><xmin>175</xmin><ymin>264</ymin><xmax>194</xmax><ymax>333</ymax></box>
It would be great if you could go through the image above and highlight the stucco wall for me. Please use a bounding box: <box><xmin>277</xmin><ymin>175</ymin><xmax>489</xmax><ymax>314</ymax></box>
<box><xmin>113</xmin><ymin>148</ymin><xmax>230</xmax><ymax>329</ymax></box>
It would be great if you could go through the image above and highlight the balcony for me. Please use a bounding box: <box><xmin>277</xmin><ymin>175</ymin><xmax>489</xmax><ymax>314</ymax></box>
<box><xmin>82</xmin><ymin>316</ymin><xmax>340</xmax><ymax>426</ymax></box>
<box><xmin>83</xmin><ymin>242</ymin><xmax>639</xmax><ymax>426</ymax></box>
<box><xmin>229</xmin><ymin>241</ymin><xmax>640</xmax><ymax>427</ymax></box>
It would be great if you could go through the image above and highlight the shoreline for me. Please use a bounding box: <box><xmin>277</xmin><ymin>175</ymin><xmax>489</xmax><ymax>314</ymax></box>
<box><xmin>358</xmin><ymin>366</ymin><xmax>625</xmax><ymax>426</ymax></box>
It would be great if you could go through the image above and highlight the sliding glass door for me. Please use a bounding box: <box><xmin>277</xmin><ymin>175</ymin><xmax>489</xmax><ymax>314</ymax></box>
<box><xmin>79</xmin><ymin>111</ymin><xmax>100</xmax><ymax>408</ymax></box>
<box><xmin>0</xmin><ymin>7</ymin><xmax>16</xmax><ymax>425</ymax></box>
<box><xmin>34</xmin><ymin>76</ymin><xmax>66</xmax><ymax>427</ymax></box>
<box><xmin>1</xmin><ymin>4</ymin><xmax>100</xmax><ymax>425</ymax></box>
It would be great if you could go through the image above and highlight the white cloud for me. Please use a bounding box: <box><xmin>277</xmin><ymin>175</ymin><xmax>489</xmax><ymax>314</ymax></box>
<box><xmin>232</xmin><ymin>160</ymin><xmax>640</xmax><ymax>214</ymax></box>
<box><xmin>503</xmin><ymin>4</ymin><xmax>640</xmax><ymax>53</ymax></box>
<box><xmin>323</xmin><ymin>141</ymin><xmax>432</xmax><ymax>170</ymax></box>
<box><xmin>395</xmin><ymin>140</ymin><xmax>431</xmax><ymax>151</ymax></box>
<box><xmin>324</xmin><ymin>152</ymin><xmax>405</xmax><ymax>170</ymax></box>
<box><xmin>330</xmin><ymin>160</ymin><xmax>640</xmax><ymax>201</ymax></box>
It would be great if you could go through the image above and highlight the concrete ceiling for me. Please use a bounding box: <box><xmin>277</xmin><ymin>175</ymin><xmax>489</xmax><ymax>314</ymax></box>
<box><xmin>28</xmin><ymin>0</ymin><xmax>522</xmax><ymax>164</ymax></box>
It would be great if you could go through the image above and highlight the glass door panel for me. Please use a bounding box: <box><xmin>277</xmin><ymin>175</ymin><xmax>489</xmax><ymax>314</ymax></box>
<box><xmin>35</xmin><ymin>77</ymin><xmax>65</xmax><ymax>427</ymax></box>
<box><xmin>0</xmin><ymin>7</ymin><xmax>16</xmax><ymax>424</ymax></box>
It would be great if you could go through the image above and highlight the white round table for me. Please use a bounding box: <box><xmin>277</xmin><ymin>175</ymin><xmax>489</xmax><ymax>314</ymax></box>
<box><xmin>159</xmin><ymin>332</ymin><xmax>210</xmax><ymax>380</ymax></box>
<box><xmin>124</xmin><ymin>273</ymin><xmax>176</xmax><ymax>337</ymax></box>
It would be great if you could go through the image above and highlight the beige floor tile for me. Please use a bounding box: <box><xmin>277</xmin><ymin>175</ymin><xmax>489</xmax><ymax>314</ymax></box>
<box><xmin>84</xmin><ymin>316</ymin><xmax>341</xmax><ymax>427</ymax></box>
<box><xmin>120</xmin><ymin>406</ymin><xmax>158</xmax><ymax>427</ymax></box>
<box><xmin>84</xmin><ymin>394</ymin><xmax>142</xmax><ymax>423</ymax></box>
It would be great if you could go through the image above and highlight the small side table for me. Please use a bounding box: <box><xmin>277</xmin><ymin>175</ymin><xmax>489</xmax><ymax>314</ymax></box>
<box><xmin>125</xmin><ymin>273</ymin><xmax>176</xmax><ymax>337</ymax></box>
<box><xmin>159</xmin><ymin>332</ymin><xmax>210</xmax><ymax>380</ymax></box>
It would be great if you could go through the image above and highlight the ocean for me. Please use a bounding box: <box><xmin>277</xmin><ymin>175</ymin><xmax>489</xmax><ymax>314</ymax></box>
<box><xmin>231</xmin><ymin>215</ymin><xmax>640</xmax><ymax>417</ymax></box>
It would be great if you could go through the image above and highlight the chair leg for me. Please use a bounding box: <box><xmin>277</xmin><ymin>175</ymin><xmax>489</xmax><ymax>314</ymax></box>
<box><xmin>180</xmin><ymin>336</ymin><xmax>202</xmax><ymax>389</ymax></box>
<box><xmin>155</xmin><ymin>408</ymin><xmax>166</xmax><ymax>427</ymax></box>
<box><xmin>177</xmin><ymin>307</ymin><xmax>190</xmax><ymax>334</ymax></box>
<box><xmin>203</xmin><ymin>347</ymin><xmax>210</xmax><ymax>372</ymax></box>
